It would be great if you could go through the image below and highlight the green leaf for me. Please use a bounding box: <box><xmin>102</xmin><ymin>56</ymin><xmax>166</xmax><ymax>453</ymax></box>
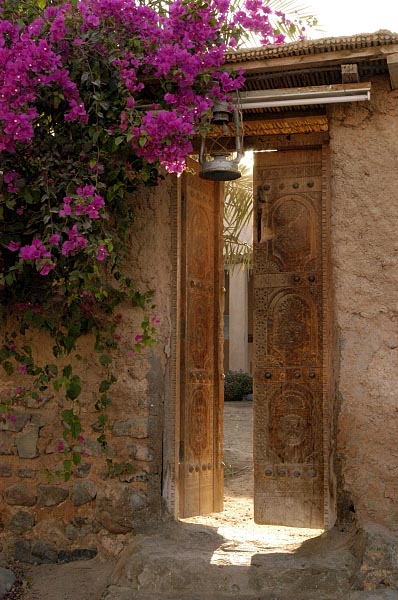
<box><xmin>99</xmin><ymin>354</ymin><xmax>111</xmax><ymax>366</ymax></box>
<box><xmin>47</xmin><ymin>364</ymin><xmax>58</xmax><ymax>377</ymax></box>
<box><xmin>2</xmin><ymin>361</ymin><xmax>13</xmax><ymax>376</ymax></box>
<box><xmin>63</xmin><ymin>365</ymin><xmax>72</xmax><ymax>378</ymax></box>
<box><xmin>62</xmin><ymin>409</ymin><xmax>74</xmax><ymax>424</ymax></box>
<box><xmin>63</xmin><ymin>459</ymin><xmax>72</xmax><ymax>472</ymax></box>
<box><xmin>72</xmin><ymin>452</ymin><xmax>82</xmax><ymax>466</ymax></box>
<box><xmin>66</xmin><ymin>380</ymin><xmax>81</xmax><ymax>401</ymax></box>
<box><xmin>99</xmin><ymin>380</ymin><xmax>110</xmax><ymax>393</ymax></box>
<box><xmin>53</xmin><ymin>379</ymin><xmax>63</xmax><ymax>392</ymax></box>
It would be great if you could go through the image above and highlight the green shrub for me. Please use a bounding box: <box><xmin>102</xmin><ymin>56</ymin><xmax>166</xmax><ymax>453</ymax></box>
<box><xmin>224</xmin><ymin>370</ymin><xmax>253</xmax><ymax>401</ymax></box>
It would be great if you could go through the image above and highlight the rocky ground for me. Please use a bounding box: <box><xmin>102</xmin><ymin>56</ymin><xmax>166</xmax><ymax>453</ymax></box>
<box><xmin>2</xmin><ymin>401</ymin><xmax>398</xmax><ymax>600</ymax></box>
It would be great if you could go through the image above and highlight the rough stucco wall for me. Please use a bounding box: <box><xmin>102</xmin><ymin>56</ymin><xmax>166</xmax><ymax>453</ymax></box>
<box><xmin>0</xmin><ymin>178</ymin><xmax>175</xmax><ymax>560</ymax></box>
<box><xmin>329</xmin><ymin>77</ymin><xmax>398</xmax><ymax>530</ymax></box>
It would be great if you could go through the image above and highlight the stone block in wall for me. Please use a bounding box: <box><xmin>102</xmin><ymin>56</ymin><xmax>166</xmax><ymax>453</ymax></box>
<box><xmin>8</xmin><ymin>511</ymin><xmax>35</xmax><ymax>534</ymax></box>
<box><xmin>0</xmin><ymin>463</ymin><xmax>12</xmax><ymax>477</ymax></box>
<box><xmin>71</xmin><ymin>480</ymin><xmax>97</xmax><ymax>506</ymax></box>
<box><xmin>25</xmin><ymin>395</ymin><xmax>50</xmax><ymax>410</ymax></box>
<box><xmin>30</xmin><ymin>411</ymin><xmax>50</xmax><ymax>427</ymax></box>
<box><xmin>0</xmin><ymin>412</ymin><xmax>30</xmax><ymax>433</ymax></box>
<box><xmin>84</xmin><ymin>439</ymin><xmax>113</xmax><ymax>458</ymax></box>
<box><xmin>14</xmin><ymin>539</ymin><xmax>97</xmax><ymax>564</ymax></box>
<box><xmin>128</xmin><ymin>444</ymin><xmax>153</xmax><ymax>462</ymax></box>
<box><xmin>96</xmin><ymin>486</ymin><xmax>148</xmax><ymax>533</ymax></box>
<box><xmin>37</xmin><ymin>485</ymin><xmax>68</xmax><ymax>507</ymax></box>
<box><xmin>0</xmin><ymin>431</ymin><xmax>15</xmax><ymax>455</ymax></box>
<box><xmin>0</xmin><ymin>567</ymin><xmax>16</xmax><ymax>597</ymax></box>
<box><xmin>16</xmin><ymin>424</ymin><xmax>39</xmax><ymax>458</ymax></box>
<box><xmin>17</xmin><ymin>468</ymin><xmax>36</xmax><ymax>479</ymax></box>
<box><xmin>112</xmin><ymin>417</ymin><xmax>148</xmax><ymax>438</ymax></box>
<box><xmin>15</xmin><ymin>540</ymin><xmax>58</xmax><ymax>564</ymax></box>
<box><xmin>5</xmin><ymin>483</ymin><xmax>37</xmax><ymax>506</ymax></box>
<box><xmin>128</xmin><ymin>357</ymin><xmax>151</xmax><ymax>381</ymax></box>
<box><xmin>75</xmin><ymin>462</ymin><xmax>91</xmax><ymax>478</ymax></box>
<box><xmin>65</xmin><ymin>517</ymin><xmax>101</xmax><ymax>540</ymax></box>
<box><xmin>57</xmin><ymin>548</ymin><xmax>97</xmax><ymax>563</ymax></box>
<box><xmin>119</xmin><ymin>471</ymin><xmax>148</xmax><ymax>483</ymax></box>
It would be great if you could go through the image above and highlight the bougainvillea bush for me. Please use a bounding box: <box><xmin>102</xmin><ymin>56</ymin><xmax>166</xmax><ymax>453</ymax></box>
<box><xmin>0</xmin><ymin>0</ymin><xmax>306</xmax><ymax>477</ymax></box>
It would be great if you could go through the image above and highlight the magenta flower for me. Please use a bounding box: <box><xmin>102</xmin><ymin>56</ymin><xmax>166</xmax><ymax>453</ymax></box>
<box><xmin>7</xmin><ymin>241</ymin><xmax>20</xmax><ymax>252</ymax></box>
<box><xmin>134</xmin><ymin>334</ymin><xmax>144</xmax><ymax>343</ymax></box>
<box><xmin>7</xmin><ymin>414</ymin><xmax>17</xmax><ymax>424</ymax></box>
<box><xmin>61</xmin><ymin>225</ymin><xmax>87</xmax><ymax>256</ymax></box>
<box><xmin>56</xmin><ymin>439</ymin><xmax>65</xmax><ymax>452</ymax></box>
<box><xmin>19</xmin><ymin>364</ymin><xmax>27</xmax><ymax>375</ymax></box>
<box><xmin>39</xmin><ymin>263</ymin><xmax>55</xmax><ymax>276</ymax></box>
<box><xmin>20</xmin><ymin>239</ymin><xmax>50</xmax><ymax>261</ymax></box>
<box><xmin>48</xmin><ymin>234</ymin><xmax>61</xmax><ymax>245</ymax></box>
<box><xmin>96</xmin><ymin>245</ymin><xmax>109</xmax><ymax>261</ymax></box>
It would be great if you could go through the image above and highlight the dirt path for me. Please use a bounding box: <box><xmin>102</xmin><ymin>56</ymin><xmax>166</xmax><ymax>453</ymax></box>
<box><xmin>184</xmin><ymin>401</ymin><xmax>322</xmax><ymax>548</ymax></box>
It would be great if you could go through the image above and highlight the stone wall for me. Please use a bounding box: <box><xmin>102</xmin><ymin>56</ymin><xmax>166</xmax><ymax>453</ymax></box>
<box><xmin>329</xmin><ymin>77</ymin><xmax>398</xmax><ymax>530</ymax></box>
<box><xmin>0</xmin><ymin>178</ymin><xmax>176</xmax><ymax>561</ymax></box>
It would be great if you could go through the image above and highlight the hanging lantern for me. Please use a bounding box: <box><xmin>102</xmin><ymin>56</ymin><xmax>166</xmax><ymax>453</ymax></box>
<box><xmin>199</xmin><ymin>97</ymin><xmax>244</xmax><ymax>181</ymax></box>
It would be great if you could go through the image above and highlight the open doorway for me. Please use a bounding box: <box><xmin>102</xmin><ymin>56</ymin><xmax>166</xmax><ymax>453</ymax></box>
<box><xmin>177</xmin><ymin>148</ymin><xmax>328</xmax><ymax>563</ymax></box>
<box><xmin>222</xmin><ymin>149</ymin><xmax>255</xmax><ymax>524</ymax></box>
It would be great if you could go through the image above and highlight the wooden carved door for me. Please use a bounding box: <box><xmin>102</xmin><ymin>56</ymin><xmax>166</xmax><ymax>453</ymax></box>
<box><xmin>179</xmin><ymin>158</ymin><xmax>224</xmax><ymax>518</ymax></box>
<box><xmin>253</xmin><ymin>148</ymin><xmax>330</xmax><ymax>528</ymax></box>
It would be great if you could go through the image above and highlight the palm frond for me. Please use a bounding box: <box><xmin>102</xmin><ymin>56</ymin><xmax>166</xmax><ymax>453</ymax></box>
<box><xmin>223</xmin><ymin>162</ymin><xmax>253</xmax><ymax>267</ymax></box>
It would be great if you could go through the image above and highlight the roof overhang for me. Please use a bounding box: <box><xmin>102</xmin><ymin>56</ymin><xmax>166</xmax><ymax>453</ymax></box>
<box><xmin>239</xmin><ymin>83</ymin><xmax>371</xmax><ymax>109</ymax></box>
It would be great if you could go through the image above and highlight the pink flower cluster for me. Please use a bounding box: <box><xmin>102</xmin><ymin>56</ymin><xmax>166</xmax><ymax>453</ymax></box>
<box><xmin>59</xmin><ymin>186</ymin><xmax>105</xmax><ymax>220</ymax></box>
<box><xmin>0</xmin><ymin>6</ymin><xmax>87</xmax><ymax>153</ymax></box>
<box><xmin>1</xmin><ymin>0</ymin><xmax>297</xmax><ymax>280</ymax></box>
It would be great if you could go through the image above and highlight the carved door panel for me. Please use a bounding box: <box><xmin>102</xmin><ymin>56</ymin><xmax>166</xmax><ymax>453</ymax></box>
<box><xmin>253</xmin><ymin>149</ymin><xmax>328</xmax><ymax>528</ymax></box>
<box><xmin>179</xmin><ymin>157</ymin><xmax>224</xmax><ymax>518</ymax></box>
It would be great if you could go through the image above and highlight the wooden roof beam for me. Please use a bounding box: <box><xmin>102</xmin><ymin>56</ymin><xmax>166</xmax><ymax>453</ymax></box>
<box><xmin>341</xmin><ymin>64</ymin><xmax>359</xmax><ymax>83</ymax></box>
<box><xmin>228</xmin><ymin>44</ymin><xmax>398</xmax><ymax>74</ymax></box>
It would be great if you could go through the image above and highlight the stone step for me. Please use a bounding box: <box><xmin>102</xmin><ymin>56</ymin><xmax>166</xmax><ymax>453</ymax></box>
<box><xmin>103</xmin><ymin>587</ymin><xmax>398</xmax><ymax>600</ymax></box>
<box><xmin>104</xmin><ymin>523</ymin><xmax>362</xmax><ymax>600</ymax></box>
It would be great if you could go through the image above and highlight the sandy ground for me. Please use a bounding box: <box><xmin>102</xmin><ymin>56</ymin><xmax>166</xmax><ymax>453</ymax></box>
<box><xmin>183</xmin><ymin>401</ymin><xmax>322</xmax><ymax>549</ymax></box>
<box><xmin>8</xmin><ymin>401</ymin><xmax>323</xmax><ymax>599</ymax></box>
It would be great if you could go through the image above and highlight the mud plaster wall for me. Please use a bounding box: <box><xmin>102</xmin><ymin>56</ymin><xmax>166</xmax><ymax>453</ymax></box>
<box><xmin>0</xmin><ymin>178</ymin><xmax>176</xmax><ymax>561</ymax></box>
<box><xmin>328</xmin><ymin>77</ymin><xmax>398</xmax><ymax>530</ymax></box>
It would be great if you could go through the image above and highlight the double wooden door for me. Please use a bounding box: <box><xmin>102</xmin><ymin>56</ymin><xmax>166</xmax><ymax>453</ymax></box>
<box><xmin>177</xmin><ymin>149</ymin><xmax>332</xmax><ymax>528</ymax></box>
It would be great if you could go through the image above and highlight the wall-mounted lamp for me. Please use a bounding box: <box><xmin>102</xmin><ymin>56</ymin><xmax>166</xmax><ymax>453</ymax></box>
<box><xmin>199</xmin><ymin>99</ymin><xmax>244</xmax><ymax>181</ymax></box>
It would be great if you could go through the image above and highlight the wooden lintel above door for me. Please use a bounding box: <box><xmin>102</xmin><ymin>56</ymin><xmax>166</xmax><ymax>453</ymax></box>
<box><xmin>191</xmin><ymin>115</ymin><xmax>329</xmax><ymax>154</ymax></box>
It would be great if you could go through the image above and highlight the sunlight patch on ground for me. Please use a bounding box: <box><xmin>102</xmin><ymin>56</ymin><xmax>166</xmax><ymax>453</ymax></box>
<box><xmin>182</xmin><ymin>506</ymin><xmax>323</xmax><ymax>567</ymax></box>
